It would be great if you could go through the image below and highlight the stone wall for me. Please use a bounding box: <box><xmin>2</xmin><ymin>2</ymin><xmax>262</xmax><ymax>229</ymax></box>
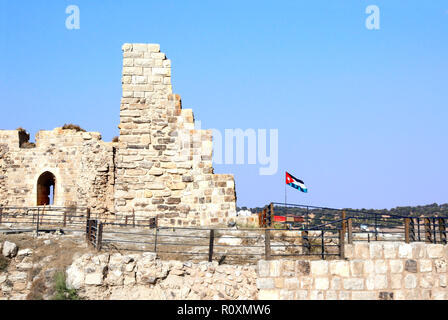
<box><xmin>65</xmin><ymin>252</ymin><xmax>257</xmax><ymax>300</ymax></box>
<box><xmin>257</xmin><ymin>242</ymin><xmax>448</xmax><ymax>300</ymax></box>
<box><xmin>0</xmin><ymin>128</ymin><xmax>115</xmax><ymax>213</ymax></box>
<box><xmin>115</xmin><ymin>44</ymin><xmax>237</xmax><ymax>226</ymax></box>
<box><xmin>0</xmin><ymin>43</ymin><xmax>238</xmax><ymax>227</ymax></box>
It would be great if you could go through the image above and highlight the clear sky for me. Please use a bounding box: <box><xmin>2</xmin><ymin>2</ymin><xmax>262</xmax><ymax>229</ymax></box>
<box><xmin>0</xmin><ymin>1</ymin><xmax>447</xmax><ymax>210</ymax></box>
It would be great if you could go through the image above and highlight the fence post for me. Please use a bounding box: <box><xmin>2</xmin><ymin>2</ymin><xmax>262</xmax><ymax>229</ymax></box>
<box><xmin>347</xmin><ymin>218</ymin><xmax>353</xmax><ymax>244</ymax></box>
<box><xmin>433</xmin><ymin>218</ymin><xmax>437</xmax><ymax>244</ymax></box>
<box><xmin>405</xmin><ymin>218</ymin><xmax>410</xmax><ymax>244</ymax></box>
<box><xmin>63</xmin><ymin>209</ymin><xmax>67</xmax><ymax>228</ymax></box>
<box><xmin>410</xmin><ymin>218</ymin><xmax>415</xmax><ymax>242</ymax></box>
<box><xmin>439</xmin><ymin>218</ymin><xmax>447</xmax><ymax>245</ymax></box>
<box><xmin>417</xmin><ymin>217</ymin><xmax>421</xmax><ymax>242</ymax></box>
<box><xmin>154</xmin><ymin>228</ymin><xmax>158</xmax><ymax>253</ymax></box>
<box><xmin>424</xmin><ymin>218</ymin><xmax>432</xmax><ymax>243</ymax></box>
<box><xmin>341</xmin><ymin>210</ymin><xmax>346</xmax><ymax>235</ymax></box>
<box><xmin>133</xmin><ymin>209</ymin><xmax>135</xmax><ymax>228</ymax></box>
<box><xmin>374</xmin><ymin>213</ymin><xmax>378</xmax><ymax>241</ymax></box>
<box><xmin>125</xmin><ymin>216</ymin><xmax>128</xmax><ymax>226</ymax></box>
<box><xmin>339</xmin><ymin>229</ymin><xmax>345</xmax><ymax>259</ymax></box>
<box><xmin>269</xmin><ymin>203</ymin><xmax>274</xmax><ymax>228</ymax></box>
<box><xmin>301</xmin><ymin>231</ymin><xmax>310</xmax><ymax>255</ymax></box>
<box><xmin>208</xmin><ymin>229</ymin><xmax>215</xmax><ymax>262</ymax></box>
<box><xmin>0</xmin><ymin>207</ymin><xmax>2</xmax><ymax>225</ymax></box>
<box><xmin>321</xmin><ymin>230</ymin><xmax>325</xmax><ymax>260</ymax></box>
<box><xmin>86</xmin><ymin>208</ymin><xmax>91</xmax><ymax>222</ymax></box>
<box><xmin>85</xmin><ymin>219</ymin><xmax>91</xmax><ymax>242</ymax></box>
<box><xmin>97</xmin><ymin>222</ymin><xmax>103</xmax><ymax>251</ymax></box>
<box><xmin>265</xmin><ymin>229</ymin><xmax>271</xmax><ymax>260</ymax></box>
<box><xmin>36</xmin><ymin>208</ymin><xmax>40</xmax><ymax>236</ymax></box>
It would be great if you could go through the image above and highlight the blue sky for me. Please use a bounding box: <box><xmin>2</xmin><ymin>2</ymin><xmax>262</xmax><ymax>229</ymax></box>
<box><xmin>0</xmin><ymin>1</ymin><xmax>447</xmax><ymax>210</ymax></box>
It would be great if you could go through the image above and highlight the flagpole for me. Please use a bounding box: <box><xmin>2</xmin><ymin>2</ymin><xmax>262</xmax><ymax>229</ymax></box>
<box><xmin>284</xmin><ymin>172</ymin><xmax>287</xmax><ymax>215</ymax></box>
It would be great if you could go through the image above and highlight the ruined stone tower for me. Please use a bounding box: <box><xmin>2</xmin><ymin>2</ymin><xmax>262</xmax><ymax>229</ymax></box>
<box><xmin>0</xmin><ymin>44</ymin><xmax>237</xmax><ymax>227</ymax></box>
<box><xmin>115</xmin><ymin>44</ymin><xmax>236</xmax><ymax>226</ymax></box>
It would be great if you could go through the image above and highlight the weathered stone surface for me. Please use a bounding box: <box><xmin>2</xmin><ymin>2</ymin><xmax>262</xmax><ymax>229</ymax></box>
<box><xmin>405</xmin><ymin>260</ymin><xmax>417</xmax><ymax>273</ymax></box>
<box><xmin>2</xmin><ymin>241</ymin><xmax>18</xmax><ymax>258</ymax></box>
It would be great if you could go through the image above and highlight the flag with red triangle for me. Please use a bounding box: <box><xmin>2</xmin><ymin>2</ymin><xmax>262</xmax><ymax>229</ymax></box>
<box><xmin>286</xmin><ymin>172</ymin><xmax>308</xmax><ymax>193</ymax></box>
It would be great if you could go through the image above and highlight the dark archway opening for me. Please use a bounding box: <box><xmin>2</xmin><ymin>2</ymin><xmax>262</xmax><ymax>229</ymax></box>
<box><xmin>37</xmin><ymin>171</ymin><xmax>56</xmax><ymax>206</ymax></box>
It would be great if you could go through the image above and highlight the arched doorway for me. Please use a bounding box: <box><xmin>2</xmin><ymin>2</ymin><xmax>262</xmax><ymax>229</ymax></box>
<box><xmin>37</xmin><ymin>171</ymin><xmax>56</xmax><ymax>206</ymax></box>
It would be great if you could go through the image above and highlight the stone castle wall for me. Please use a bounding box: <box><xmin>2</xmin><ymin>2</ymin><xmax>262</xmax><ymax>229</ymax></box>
<box><xmin>257</xmin><ymin>242</ymin><xmax>448</xmax><ymax>300</ymax></box>
<box><xmin>0</xmin><ymin>129</ymin><xmax>115</xmax><ymax>213</ymax></box>
<box><xmin>0</xmin><ymin>43</ymin><xmax>237</xmax><ymax>226</ymax></box>
<box><xmin>115</xmin><ymin>44</ymin><xmax>236</xmax><ymax>226</ymax></box>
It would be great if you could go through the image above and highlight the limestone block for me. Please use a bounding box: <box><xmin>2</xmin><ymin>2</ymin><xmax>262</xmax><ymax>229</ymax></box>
<box><xmin>325</xmin><ymin>261</ymin><xmax>347</xmax><ymax>278</ymax></box>
<box><xmin>427</xmin><ymin>244</ymin><xmax>444</xmax><ymax>259</ymax></box>
<box><xmin>398</xmin><ymin>243</ymin><xmax>413</xmax><ymax>259</ymax></box>
<box><xmin>419</xmin><ymin>259</ymin><xmax>432</xmax><ymax>273</ymax></box>
<box><xmin>419</xmin><ymin>274</ymin><xmax>433</xmax><ymax>289</ymax></box>
<box><xmin>353</xmin><ymin>243</ymin><xmax>370</xmax><ymax>259</ymax></box>
<box><xmin>256</xmin><ymin>278</ymin><xmax>275</xmax><ymax>290</ymax></box>
<box><xmin>350</xmin><ymin>260</ymin><xmax>364</xmax><ymax>277</ymax></box>
<box><xmin>279</xmin><ymin>290</ymin><xmax>294</xmax><ymax>300</ymax></box>
<box><xmin>2</xmin><ymin>241</ymin><xmax>18</xmax><ymax>258</ymax></box>
<box><xmin>404</xmin><ymin>274</ymin><xmax>417</xmax><ymax>289</ymax></box>
<box><xmin>351</xmin><ymin>291</ymin><xmax>376</xmax><ymax>300</ymax></box>
<box><xmin>369</xmin><ymin>243</ymin><xmax>383</xmax><ymax>259</ymax></box>
<box><xmin>314</xmin><ymin>277</ymin><xmax>329</xmax><ymax>290</ymax></box>
<box><xmin>374</xmin><ymin>260</ymin><xmax>387</xmax><ymax>274</ymax></box>
<box><xmin>268</xmin><ymin>261</ymin><xmax>281</xmax><ymax>277</ymax></box>
<box><xmin>310</xmin><ymin>260</ymin><xmax>328</xmax><ymax>276</ymax></box>
<box><xmin>389</xmin><ymin>260</ymin><xmax>404</xmax><ymax>273</ymax></box>
<box><xmin>434</xmin><ymin>258</ymin><xmax>447</xmax><ymax>273</ymax></box>
<box><xmin>309</xmin><ymin>290</ymin><xmax>325</xmax><ymax>300</ymax></box>
<box><xmin>374</xmin><ymin>274</ymin><xmax>388</xmax><ymax>290</ymax></box>
<box><xmin>295</xmin><ymin>290</ymin><xmax>308</xmax><ymax>300</ymax></box>
<box><xmin>284</xmin><ymin>278</ymin><xmax>300</xmax><ymax>290</ymax></box>
<box><xmin>391</xmin><ymin>274</ymin><xmax>402</xmax><ymax>289</ymax></box>
<box><xmin>258</xmin><ymin>289</ymin><xmax>279</xmax><ymax>300</ymax></box>
<box><xmin>300</xmin><ymin>277</ymin><xmax>313</xmax><ymax>289</ymax></box>
<box><xmin>363</xmin><ymin>260</ymin><xmax>374</xmax><ymax>274</ymax></box>
<box><xmin>343</xmin><ymin>278</ymin><xmax>364</xmax><ymax>290</ymax></box>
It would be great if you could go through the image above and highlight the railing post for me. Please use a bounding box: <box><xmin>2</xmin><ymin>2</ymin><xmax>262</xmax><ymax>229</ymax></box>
<box><xmin>97</xmin><ymin>222</ymin><xmax>103</xmax><ymax>251</ymax></box>
<box><xmin>36</xmin><ymin>208</ymin><xmax>40</xmax><ymax>236</ymax></box>
<box><xmin>374</xmin><ymin>213</ymin><xmax>378</xmax><ymax>241</ymax></box>
<box><xmin>347</xmin><ymin>218</ymin><xmax>353</xmax><ymax>244</ymax></box>
<box><xmin>133</xmin><ymin>209</ymin><xmax>135</xmax><ymax>228</ymax></box>
<box><xmin>63</xmin><ymin>209</ymin><xmax>67</xmax><ymax>228</ymax></box>
<box><xmin>86</xmin><ymin>208</ymin><xmax>91</xmax><ymax>222</ymax></box>
<box><xmin>265</xmin><ymin>229</ymin><xmax>271</xmax><ymax>260</ymax></box>
<box><xmin>208</xmin><ymin>229</ymin><xmax>215</xmax><ymax>262</ymax></box>
<box><xmin>339</xmin><ymin>229</ymin><xmax>345</xmax><ymax>259</ymax></box>
<box><xmin>301</xmin><ymin>231</ymin><xmax>310</xmax><ymax>255</ymax></box>
<box><xmin>341</xmin><ymin>210</ymin><xmax>346</xmax><ymax>235</ymax></box>
<box><xmin>269</xmin><ymin>203</ymin><xmax>274</xmax><ymax>228</ymax></box>
<box><xmin>154</xmin><ymin>228</ymin><xmax>158</xmax><ymax>253</ymax></box>
<box><xmin>425</xmin><ymin>218</ymin><xmax>432</xmax><ymax>243</ymax></box>
<box><xmin>405</xmin><ymin>218</ymin><xmax>410</xmax><ymax>244</ymax></box>
<box><xmin>86</xmin><ymin>219</ymin><xmax>91</xmax><ymax>242</ymax></box>
<box><xmin>439</xmin><ymin>218</ymin><xmax>447</xmax><ymax>245</ymax></box>
<box><xmin>433</xmin><ymin>218</ymin><xmax>437</xmax><ymax>244</ymax></box>
<box><xmin>0</xmin><ymin>207</ymin><xmax>2</xmax><ymax>225</ymax></box>
<box><xmin>125</xmin><ymin>216</ymin><xmax>128</xmax><ymax>226</ymax></box>
<box><xmin>410</xmin><ymin>218</ymin><xmax>415</xmax><ymax>242</ymax></box>
<box><xmin>417</xmin><ymin>217</ymin><xmax>421</xmax><ymax>242</ymax></box>
<box><xmin>321</xmin><ymin>230</ymin><xmax>325</xmax><ymax>260</ymax></box>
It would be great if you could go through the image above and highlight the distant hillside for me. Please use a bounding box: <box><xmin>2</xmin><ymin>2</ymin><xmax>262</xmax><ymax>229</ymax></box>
<box><xmin>238</xmin><ymin>203</ymin><xmax>448</xmax><ymax>219</ymax></box>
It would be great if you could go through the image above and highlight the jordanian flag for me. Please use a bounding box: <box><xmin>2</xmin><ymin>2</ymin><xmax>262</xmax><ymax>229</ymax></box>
<box><xmin>286</xmin><ymin>172</ymin><xmax>308</xmax><ymax>193</ymax></box>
